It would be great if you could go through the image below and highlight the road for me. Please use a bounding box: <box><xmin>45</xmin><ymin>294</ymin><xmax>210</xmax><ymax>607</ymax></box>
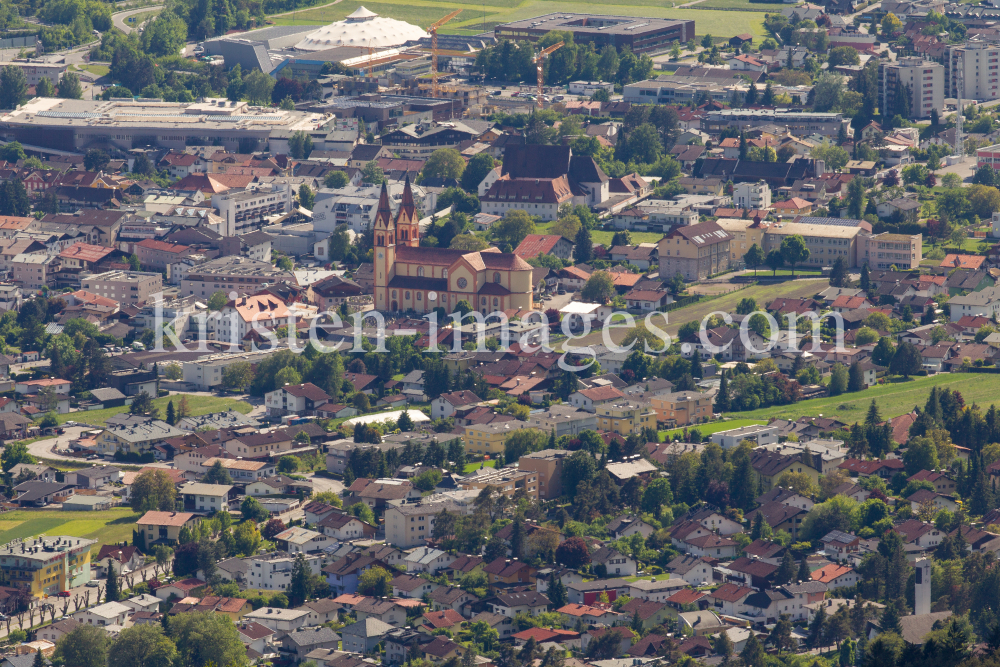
<box><xmin>112</xmin><ymin>5</ymin><xmax>163</xmax><ymax>34</ymax></box>
<box><xmin>307</xmin><ymin>473</ymin><xmax>343</xmax><ymax>496</ymax></box>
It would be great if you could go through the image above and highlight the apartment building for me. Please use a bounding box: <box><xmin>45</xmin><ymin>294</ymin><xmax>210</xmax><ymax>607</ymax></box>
<box><xmin>863</xmin><ymin>232</ymin><xmax>923</xmax><ymax>270</ymax></box>
<box><xmin>312</xmin><ymin>182</ymin><xmax>427</xmax><ymax>234</ymax></box>
<box><xmin>215</xmin><ymin>293</ymin><xmax>291</xmax><ymax>348</ymax></box>
<box><xmin>596</xmin><ymin>400</ymin><xmax>657</xmax><ymax>436</ymax></box>
<box><xmin>0</xmin><ymin>536</ymin><xmax>96</xmax><ymax>596</ymax></box>
<box><xmin>702</xmin><ymin>109</ymin><xmax>852</xmax><ymax>138</ymax></box>
<box><xmin>880</xmin><ymin>57</ymin><xmax>944</xmax><ymax>120</ymax></box>
<box><xmin>247</xmin><ymin>552</ymin><xmax>326</xmax><ymax>591</ymax></box>
<box><xmin>210</xmin><ymin>183</ymin><xmax>292</xmax><ymax>237</ymax></box>
<box><xmin>464</xmin><ymin>421</ymin><xmax>533</xmax><ymax>456</ymax></box>
<box><xmin>384</xmin><ymin>500</ymin><xmax>469</xmax><ymax>549</ymax></box>
<box><xmin>136</xmin><ymin>239</ymin><xmax>200</xmax><ymax>271</ymax></box>
<box><xmin>11</xmin><ymin>253</ymin><xmax>57</xmax><ymax>290</ymax></box>
<box><xmin>180</xmin><ymin>256</ymin><xmax>293</xmax><ymax>299</ymax></box>
<box><xmin>80</xmin><ymin>270</ymin><xmax>163</xmax><ymax>306</ymax></box>
<box><xmin>715</xmin><ymin>218</ymin><xmax>769</xmax><ymax>266</ymax></box>
<box><xmin>762</xmin><ymin>221</ymin><xmax>866</xmax><ymax>268</ymax></box>
<box><xmin>0</xmin><ymin>60</ymin><xmax>66</xmax><ymax>86</ymax></box>
<box><xmin>181</xmin><ymin>350</ymin><xmax>274</xmax><ymax>391</ymax></box>
<box><xmin>526</xmin><ymin>405</ymin><xmax>598</xmax><ymax>437</ymax></box>
<box><xmin>658</xmin><ymin>220</ymin><xmax>732</xmax><ymax>281</ymax></box>
<box><xmin>458</xmin><ymin>469</ymin><xmax>539</xmax><ymax>500</ymax></box>
<box><xmin>948</xmin><ymin>40</ymin><xmax>1000</xmax><ymax>102</ymax></box>
<box><xmin>733</xmin><ymin>181</ymin><xmax>771</xmax><ymax>210</ymax></box>
<box><xmin>517</xmin><ymin>449</ymin><xmax>571</xmax><ymax>500</ymax></box>
<box><xmin>648</xmin><ymin>391</ymin><xmax>715</xmax><ymax>427</ymax></box>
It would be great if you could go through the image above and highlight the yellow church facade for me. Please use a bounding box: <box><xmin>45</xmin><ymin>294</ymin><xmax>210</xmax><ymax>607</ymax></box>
<box><xmin>372</xmin><ymin>180</ymin><xmax>534</xmax><ymax>316</ymax></box>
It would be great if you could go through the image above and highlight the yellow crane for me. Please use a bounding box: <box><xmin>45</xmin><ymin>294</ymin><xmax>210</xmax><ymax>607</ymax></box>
<box><xmin>534</xmin><ymin>41</ymin><xmax>563</xmax><ymax>109</ymax></box>
<box><xmin>430</xmin><ymin>10</ymin><xmax>462</xmax><ymax>98</ymax></box>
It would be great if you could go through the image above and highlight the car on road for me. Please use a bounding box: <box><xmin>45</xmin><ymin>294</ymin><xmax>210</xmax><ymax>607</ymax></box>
<box><xmin>85</xmin><ymin>581</ymin><xmax>99</xmax><ymax>587</ymax></box>
<box><xmin>58</xmin><ymin>591</ymin><xmax>71</xmax><ymax>597</ymax></box>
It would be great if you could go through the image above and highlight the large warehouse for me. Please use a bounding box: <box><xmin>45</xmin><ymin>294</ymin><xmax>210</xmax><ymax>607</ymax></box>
<box><xmin>0</xmin><ymin>97</ymin><xmax>328</xmax><ymax>152</ymax></box>
<box><xmin>494</xmin><ymin>13</ymin><xmax>695</xmax><ymax>54</ymax></box>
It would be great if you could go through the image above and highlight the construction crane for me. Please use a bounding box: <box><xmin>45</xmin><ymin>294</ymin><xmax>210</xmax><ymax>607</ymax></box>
<box><xmin>534</xmin><ymin>41</ymin><xmax>563</xmax><ymax>109</ymax></box>
<box><xmin>430</xmin><ymin>10</ymin><xmax>462</xmax><ymax>98</ymax></box>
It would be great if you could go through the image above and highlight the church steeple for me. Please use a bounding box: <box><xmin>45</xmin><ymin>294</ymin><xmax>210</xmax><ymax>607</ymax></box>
<box><xmin>394</xmin><ymin>175</ymin><xmax>419</xmax><ymax>247</ymax></box>
<box><xmin>373</xmin><ymin>181</ymin><xmax>394</xmax><ymax>247</ymax></box>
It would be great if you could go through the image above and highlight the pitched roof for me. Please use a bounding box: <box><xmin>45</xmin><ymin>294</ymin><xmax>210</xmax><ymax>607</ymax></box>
<box><xmin>422</xmin><ymin>609</ymin><xmax>465</xmax><ymax>628</ymax></box>
<box><xmin>709</xmin><ymin>582</ymin><xmax>754</xmax><ymax>602</ymax></box>
<box><xmin>514</xmin><ymin>234</ymin><xmax>568</xmax><ymax>259</ymax></box>
<box><xmin>811</xmin><ymin>562</ymin><xmax>854</xmax><ymax>583</ymax></box>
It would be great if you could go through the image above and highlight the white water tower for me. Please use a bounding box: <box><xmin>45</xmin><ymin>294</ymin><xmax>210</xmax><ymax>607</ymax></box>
<box><xmin>915</xmin><ymin>557</ymin><xmax>931</xmax><ymax>616</ymax></box>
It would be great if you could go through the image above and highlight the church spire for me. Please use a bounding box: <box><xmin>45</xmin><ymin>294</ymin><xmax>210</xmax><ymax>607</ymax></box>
<box><xmin>399</xmin><ymin>174</ymin><xmax>415</xmax><ymax>219</ymax></box>
<box><xmin>376</xmin><ymin>181</ymin><xmax>392</xmax><ymax>225</ymax></box>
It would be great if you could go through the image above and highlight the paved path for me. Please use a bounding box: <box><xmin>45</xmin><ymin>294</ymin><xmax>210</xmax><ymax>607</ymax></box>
<box><xmin>112</xmin><ymin>5</ymin><xmax>163</xmax><ymax>34</ymax></box>
<box><xmin>270</xmin><ymin>0</ymin><xmax>341</xmax><ymax>18</ymax></box>
<box><xmin>307</xmin><ymin>473</ymin><xmax>343</xmax><ymax>496</ymax></box>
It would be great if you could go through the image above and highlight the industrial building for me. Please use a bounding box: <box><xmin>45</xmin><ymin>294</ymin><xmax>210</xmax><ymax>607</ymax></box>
<box><xmin>494</xmin><ymin>13</ymin><xmax>694</xmax><ymax>54</ymax></box>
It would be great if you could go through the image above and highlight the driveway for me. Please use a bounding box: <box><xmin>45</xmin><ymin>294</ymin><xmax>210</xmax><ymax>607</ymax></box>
<box><xmin>307</xmin><ymin>473</ymin><xmax>343</xmax><ymax>496</ymax></box>
<box><xmin>25</xmin><ymin>426</ymin><xmax>93</xmax><ymax>462</ymax></box>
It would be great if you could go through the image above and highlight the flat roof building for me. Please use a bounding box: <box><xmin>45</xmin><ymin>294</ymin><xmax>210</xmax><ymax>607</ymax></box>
<box><xmin>80</xmin><ymin>270</ymin><xmax>163</xmax><ymax>306</ymax></box>
<box><xmin>495</xmin><ymin>13</ymin><xmax>694</xmax><ymax>54</ymax></box>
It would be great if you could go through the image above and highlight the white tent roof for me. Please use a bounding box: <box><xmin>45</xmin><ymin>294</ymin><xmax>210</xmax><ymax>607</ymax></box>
<box><xmin>294</xmin><ymin>7</ymin><xmax>429</xmax><ymax>51</ymax></box>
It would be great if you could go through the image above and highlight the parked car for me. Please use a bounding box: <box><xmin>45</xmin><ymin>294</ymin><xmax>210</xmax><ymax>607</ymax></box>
<box><xmin>58</xmin><ymin>591</ymin><xmax>71</xmax><ymax>597</ymax></box>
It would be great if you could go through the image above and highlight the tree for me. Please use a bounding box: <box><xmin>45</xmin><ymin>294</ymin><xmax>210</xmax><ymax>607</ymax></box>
<box><xmin>493</xmin><ymin>210</ymin><xmax>536</xmax><ymax>249</ymax></box>
<box><xmin>780</xmin><ymin>235</ymin><xmax>810</xmax><ymax>276</ymax></box>
<box><xmin>829</xmin><ymin>45</ymin><xmax>861</xmax><ymax>67</ymax></box>
<box><xmin>0</xmin><ymin>141</ymin><xmax>24</xmax><ymax>163</ymax></box>
<box><xmin>0</xmin><ymin>65</ymin><xmax>27</xmax><ymax>109</ymax></box>
<box><xmin>574</xmin><ymin>224</ymin><xmax>593</xmax><ymax>263</ymax></box>
<box><xmin>288</xmin><ymin>131</ymin><xmax>313</xmax><ymax>160</ymax></box>
<box><xmin>244</xmin><ymin>69</ymin><xmax>275</xmax><ymax>105</ymax></box>
<box><xmin>461</xmin><ymin>153</ymin><xmax>495</xmax><ymax>193</ymax></box>
<box><xmin>881</xmin><ymin>12</ymin><xmax>902</xmax><ymax>36</ymax></box>
<box><xmin>813</xmin><ymin>142</ymin><xmax>851</xmax><ymax>172</ymax></box>
<box><xmin>774</xmin><ymin>550</ymin><xmax>796</xmax><ymax>585</ymax></box>
<box><xmin>233</xmin><ymin>520</ymin><xmax>262</xmax><ymax>556</ymax></box>
<box><xmin>848</xmin><ymin>361</ymin><xmax>866</xmax><ymax>392</ymax></box>
<box><xmin>106</xmin><ymin>561</ymin><xmax>120</xmax><ymax>602</ymax></box>
<box><xmin>240</xmin><ymin>496</ymin><xmax>270</xmax><ymax>523</ymax></box>
<box><xmin>298</xmin><ymin>183</ymin><xmax>314</xmax><ymax>209</ymax></box>
<box><xmin>55</xmin><ymin>625</ymin><xmax>109</xmax><ymax>667</ymax></box>
<box><xmin>640</xmin><ymin>478</ymin><xmax>673</xmax><ymax>518</ymax></box>
<box><xmin>288</xmin><ymin>553</ymin><xmax>313</xmax><ymax>606</ymax></box>
<box><xmin>744</xmin><ymin>244</ymin><xmax>765</xmax><ymax>275</ymax></box>
<box><xmin>221</xmin><ymin>361</ymin><xmax>252</xmax><ymax>392</ymax></box>
<box><xmin>830</xmin><ymin>363</ymin><xmax>849</xmax><ymax>396</ymax></box>
<box><xmin>0</xmin><ymin>441</ymin><xmax>34</xmax><ymax>472</ymax></box>
<box><xmin>765</xmin><ymin>249</ymin><xmax>784</xmax><ymax>276</ymax></box>
<box><xmin>890</xmin><ymin>341</ymin><xmax>922</xmax><ymax>378</ymax></box>
<box><xmin>203</xmin><ymin>460</ymin><xmax>232</xmax><ymax>485</ymax></box>
<box><xmin>324</xmin><ymin>170</ymin><xmax>349</xmax><ymax>189</ymax></box>
<box><xmin>581</xmin><ymin>271</ymin><xmax>616</xmax><ymax>304</ymax></box>
<box><xmin>751</xmin><ymin>512</ymin><xmax>773</xmax><ymax>540</ymax></box>
<box><xmin>84</xmin><ymin>149</ymin><xmax>111</xmax><ymax>172</ymax></box>
<box><xmin>130</xmin><ymin>469</ymin><xmax>176</xmax><ymax>512</ymax></box>
<box><xmin>422</xmin><ymin>148</ymin><xmax>465</xmax><ymax>182</ymax></box>
<box><xmin>107</xmin><ymin>624</ymin><xmax>177</xmax><ymax>667</ymax></box>
<box><xmin>168</xmin><ymin>612</ymin><xmax>247</xmax><ymax>667</ymax></box>
<box><xmin>556</xmin><ymin>536</ymin><xmax>591</xmax><ymax>568</ymax></box>
<box><xmin>57</xmin><ymin>72</ymin><xmax>83</xmax><ymax>100</ymax></box>
<box><xmin>741</xmin><ymin>630</ymin><xmax>767</xmax><ymax>667</ymax></box>
<box><xmin>358</xmin><ymin>566</ymin><xmax>393</xmax><ymax>597</ymax></box>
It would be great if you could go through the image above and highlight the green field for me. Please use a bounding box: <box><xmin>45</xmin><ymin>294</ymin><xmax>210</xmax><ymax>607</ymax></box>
<box><xmin>690</xmin><ymin>0</ymin><xmax>786</xmax><ymax>11</ymax></box>
<box><xmin>659</xmin><ymin>418</ymin><xmax>767</xmax><ymax>441</ymax></box>
<box><xmin>270</xmin><ymin>0</ymin><xmax>768</xmax><ymax>38</ymax></box>
<box><xmin>0</xmin><ymin>509</ymin><xmax>141</xmax><ymax>555</ymax></box>
<box><xmin>73</xmin><ymin>64</ymin><xmax>110</xmax><ymax>76</ymax></box>
<box><xmin>59</xmin><ymin>394</ymin><xmax>252</xmax><ymax>427</ymax></box>
<box><xmin>533</xmin><ymin>222</ymin><xmax>665</xmax><ymax>246</ymax></box>
<box><xmin>463</xmin><ymin>459</ymin><xmax>498</xmax><ymax>473</ymax></box>
<box><xmin>729</xmin><ymin>373</ymin><xmax>1000</xmax><ymax>422</ymax></box>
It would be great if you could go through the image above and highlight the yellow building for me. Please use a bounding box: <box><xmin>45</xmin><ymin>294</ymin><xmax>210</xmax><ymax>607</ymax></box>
<box><xmin>137</xmin><ymin>511</ymin><xmax>201</xmax><ymax>545</ymax></box>
<box><xmin>714</xmin><ymin>218</ymin><xmax>770</xmax><ymax>265</ymax></box>
<box><xmin>0</xmin><ymin>535</ymin><xmax>96</xmax><ymax>596</ymax></box>
<box><xmin>596</xmin><ymin>400</ymin><xmax>657</xmax><ymax>436</ymax></box>
<box><xmin>464</xmin><ymin>421</ymin><xmax>535</xmax><ymax>456</ymax></box>
<box><xmin>751</xmin><ymin>450</ymin><xmax>821</xmax><ymax>492</ymax></box>
<box><xmin>373</xmin><ymin>178</ymin><xmax>534</xmax><ymax>315</ymax></box>
<box><xmin>649</xmin><ymin>391</ymin><xmax>715</xmax><ymax>427</ymax></box>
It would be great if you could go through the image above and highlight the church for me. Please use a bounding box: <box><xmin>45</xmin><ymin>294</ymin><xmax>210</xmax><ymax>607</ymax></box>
<box><xmin>373</xmin><ymin>178</ymin><xmax>534</xmax><ymax>316</ymax></box>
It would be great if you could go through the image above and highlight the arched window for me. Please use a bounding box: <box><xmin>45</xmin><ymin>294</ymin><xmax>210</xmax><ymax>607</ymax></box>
<box><xmin>417</xmin><ymin>292</ymin><xmax>422</xmax><ymax>301</ymax></box>
<box><xmin>404</xmin><ymin>291</ymin><xmax>410</xmax><ymax>300</ymax></box>
<box><xmin>417</xmin><ymin>267</ymin><xmax>424</xmax><ymax>277</ymax></box>
<box><xmin>494</xmin><ymin>272</ymin><xmax>501</xmax><ymax>283</ymax></box>
<box><xmin>493</xmin><ymin>298</ymin><xmax>499</xmax><ymax>306</ymax></box>
<box><xmin>442</xmin><ymin>269</ymin><xmax>448</xmax><ymax>279</ymax></box>
<box><xmin>377</xmin><ymin>235</ymin><xmax>383</xmax><ymax>246</ymax></box>
<box><xmin>481</xmin><ymin>297</ymin><xmax>487</xmax><ymax>304</ymax></box>
<box><xmin>391</xmin><ymin>290</ymin><xmax>397</xmax><ymax>298</ymax></box>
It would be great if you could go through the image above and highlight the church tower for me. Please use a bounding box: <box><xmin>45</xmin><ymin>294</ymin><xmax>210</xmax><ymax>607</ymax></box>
<box><xmin>372</xmin><ymin>182</ymin><xmax>397</xmax><ymax>311</ymax></box>
<box><xmin>394</xmin><ymin>175</ymin><xmax>420</xmax><ymax>247</ymax></box>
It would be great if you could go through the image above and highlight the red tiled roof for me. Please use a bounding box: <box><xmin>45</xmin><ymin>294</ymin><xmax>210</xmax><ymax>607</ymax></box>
<box><xmin>941</xmin><ymin>254</ymin><xmax>985</xmax><ymax>270</ymax></box>
<box><xmin>137</xmin><ymin>239</ymin><xmax>191</xmax><ymax>254</ymax></box>
<box><xmin>577</xmin><ymin>386</ymin><xmax>625</xmax><ymax>402</ymax></box>
<box><xmin>709</xmin><ymin>582</ymin><xmax>754</xmax><ymax>602</ymax></box>
<box><xmin>666</xmin><ymin>588</ymin><xmax>708</xmax><ymax>605</ymax></box>
<box><xmin>514</xmin><ymin>234</ymin><xmax>565</xmax><ymax>259</ymax></box>
<box><xmin>812</xmin><ymin>563</ymin><xmax>853</xmax><ymax>583</ymax></box>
